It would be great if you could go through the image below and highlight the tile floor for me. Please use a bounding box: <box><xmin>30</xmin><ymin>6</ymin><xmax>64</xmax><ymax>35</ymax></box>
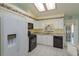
<box><xmin>28</xmin><ymin>44</ymin><xmax>70</xmax><ymax>56</ymax></box>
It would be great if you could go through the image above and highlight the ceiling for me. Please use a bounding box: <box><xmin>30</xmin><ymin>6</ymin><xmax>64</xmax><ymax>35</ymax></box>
<box><xmin>11</xmin><ymin>3</ymin><xmax>79</xmax><ymax>20</ymax></box>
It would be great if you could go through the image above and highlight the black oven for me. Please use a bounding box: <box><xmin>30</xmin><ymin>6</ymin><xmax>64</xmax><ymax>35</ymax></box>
<box><xmin>28</xmin><ymin>32</ymin><xmax>37</xmax><ymax>52</ymax></box>
<box><xmin>28</xmin><ymin>23</ymin><xmax>37</xmax><ymax>52</ymax></box>
<box><xmin>28</xmin><ymin>23</ymin><xmax>33</xmax><ymax>29</ymax></box>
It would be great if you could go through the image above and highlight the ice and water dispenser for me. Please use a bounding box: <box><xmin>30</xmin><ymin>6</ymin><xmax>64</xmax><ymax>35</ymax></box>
<box><xmin>7</xmin><ymin>34</ymin><xmax>16</xmax><ymax>45</ymax></box>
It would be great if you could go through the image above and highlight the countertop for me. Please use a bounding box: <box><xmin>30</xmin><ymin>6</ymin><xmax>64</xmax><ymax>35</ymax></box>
<box><xmin>29</xmin><ymin>29</ymin><xmax>65</xmax><ymax>36</ymax></box>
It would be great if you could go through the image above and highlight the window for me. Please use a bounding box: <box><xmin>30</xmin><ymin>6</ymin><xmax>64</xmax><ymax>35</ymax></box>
<box><xmin>34</xmin><ymin>3</ymin><xmax>45</xmax><ymax>12</ymax></box>
<box><xmin>34</xmin><ymin>3</ymin><xmax>55</xmax><ymax>12</ymax></box>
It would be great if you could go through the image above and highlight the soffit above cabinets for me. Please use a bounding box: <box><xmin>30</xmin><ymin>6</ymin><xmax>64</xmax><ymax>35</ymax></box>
<box><xmin>11</xmin><ymin>3</ymin><xmax>79</xmax><ymax>20</ymax></box>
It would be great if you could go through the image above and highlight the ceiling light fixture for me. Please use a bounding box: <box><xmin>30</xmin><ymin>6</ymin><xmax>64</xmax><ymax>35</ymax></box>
<box><xmin>46</xmin><ymin>3</ymin><xmax>55</xmax><ymax>10</ymax></box>
<box><xmin>34</xmin><ymin>3</ymin><xmax>45</xmax><ymax>12</ymax></box>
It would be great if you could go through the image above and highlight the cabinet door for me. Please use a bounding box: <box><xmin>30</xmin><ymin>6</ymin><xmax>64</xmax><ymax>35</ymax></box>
<box><xmin>53</xmin><ymin>36</ymin><xmax>63</xmax><ymax>49</ymax></box>
<box><xmin>37</xmin><ymin>35</ymin><xmax>53</xmax><ymax>46</ymax></box>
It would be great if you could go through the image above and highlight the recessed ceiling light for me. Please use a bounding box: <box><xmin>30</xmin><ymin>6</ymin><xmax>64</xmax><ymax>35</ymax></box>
<box><xmin>46</xmin><ymin>3</ymin><xmax>55</xmax><ymax>10</ymax></box>
<box><xmin>34</xmin><ymin>3</ymin><xmax>45</xmax><ymax>12</ymax></box>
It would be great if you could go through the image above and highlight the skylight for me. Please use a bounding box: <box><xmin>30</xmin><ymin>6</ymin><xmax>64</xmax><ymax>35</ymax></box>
<box><xmin>34</xmin><ymin>3</ymin><xmax>55</xmax><ymax>12</ymax></box>
<box><xmin>46</xmin><ymin>3</ymin><xmax>55</xmax><ymax>10</ymax></box>
<box><xmin>34</xmin><ymin>3</ymin><xmax>45</xmax><ymax>12</ymax></box>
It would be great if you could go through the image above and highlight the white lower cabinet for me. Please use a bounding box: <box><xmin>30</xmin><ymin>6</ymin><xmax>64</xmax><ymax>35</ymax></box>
<box><xmin>37</xmin><ymin>35</ymin><xmax>53</xmax><ymax>46</ymax></box>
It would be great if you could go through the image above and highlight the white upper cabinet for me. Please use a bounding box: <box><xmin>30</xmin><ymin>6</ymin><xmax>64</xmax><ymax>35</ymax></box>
<box><xmin>34</xmin><ymin>18</ymin><xmax>64</xmax><ymax>29</ymax></box>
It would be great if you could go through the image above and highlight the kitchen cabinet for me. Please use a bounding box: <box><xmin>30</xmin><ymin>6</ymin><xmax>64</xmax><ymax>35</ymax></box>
<box><xmin>37</xmin><ymin>35</ymin><xmax>53</xmax><ymax>46</ymax></box>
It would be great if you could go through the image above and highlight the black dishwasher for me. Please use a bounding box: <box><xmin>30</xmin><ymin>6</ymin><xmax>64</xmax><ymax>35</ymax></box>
<box><xmin>53</xmin><ymin>36</ymin><xmax>63</xmax><ymax>49</ymax></box>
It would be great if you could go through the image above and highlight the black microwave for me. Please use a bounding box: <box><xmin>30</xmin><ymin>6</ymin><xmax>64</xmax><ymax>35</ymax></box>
<box><xmin>28</xmin><ymin>23</ymin><xmax>33</xmax><ymax>29</ymax></box>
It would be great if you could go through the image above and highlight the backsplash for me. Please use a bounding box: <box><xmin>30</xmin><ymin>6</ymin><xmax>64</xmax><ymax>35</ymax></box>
<box><xmin>44</xmin><ymin>24</ymin><xmax>55</xmax><ymax>31</ymax></box>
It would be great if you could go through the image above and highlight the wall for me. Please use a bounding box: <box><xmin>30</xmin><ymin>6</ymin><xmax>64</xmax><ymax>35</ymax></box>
<box><xmin>74</xmin><ymin>16</ymin><xmax>79</xmax><ymax>45</ymax></box>
<box><xmin>0</xmin><ymin>15</ymin><xmax>1</xmax><ymax>55</ymax></box>
<box><xmin>34</xmin><ymin>18</ymin><xmax>64</xmax><ymax>29</ymax></box>
<box><xmin>78</xmin><ymin>17</ymin><xmax>79</xmax><ymax>44</ymax></box>
<box><xmin>76</xmin><ymin>17</ymin><xmax>79</xmax><ymax>44</ymax></box>
<box><xmin>0</xmin><ymin>6</ymin><xmax>36</xmax><ymax>56</ymax></box>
